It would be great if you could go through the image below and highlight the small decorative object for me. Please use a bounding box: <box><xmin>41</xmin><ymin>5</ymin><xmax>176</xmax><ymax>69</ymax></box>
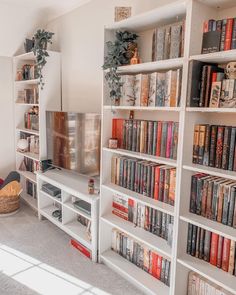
<box><xmin>24</xmin><ymin>38</ymin><xmax>35</xmax><ymax>53</ymax></box>
<box><xmin>103</xmin><ymin>31</ymin><xmax>138</xmax><ymax>106</ymax></box>
<box><xmin>16</xmin><ymin>70</ymin><xmax>23</xmax><ymax>81</ymax></box>
<box><xmin>108</xmin><ymin>138</ymin><xmax>118</xmax><ymax>149</ymax></box>
<box><xmin>88</xmin><ymin>179</ymin><xmax>95</xmax><ymax>194</ymax></box>
<box><xmin>32</xmin><ymin>29</ymin><xmax>54</xmax><ymax>89</ymax></box>
<box><xmin>129</xmin><ymin>110</ymin><xmax>134</xmax><ymax>120</ymax></box>
<box><xmin>130</xmin><ymin>48</ymin><xmax>141</xmax><ymax>65</ymax></box>
<box><xmin>115</xmin><ymin>7</ymin><xmax>131</xmax><ymax>22</ymax></box>
<box><xmin>17</xmin><ymin>139</ymin><xmax>28</xmax><ymax>152</ymax></box>
<box><xmin>225</xmin><ymin>62</ymin><xmax>236</xmax><ymax>79</ymax></box>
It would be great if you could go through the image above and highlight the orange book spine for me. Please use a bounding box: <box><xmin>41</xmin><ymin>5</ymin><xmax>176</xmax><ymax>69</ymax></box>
<box><xmin>156</xmin><ymin>122</ymin><xmax>162</xmax><ymax>156</ymax></box>
<box><xmin>224</xmin><ymin>18</ymin><xmax>233</xmax><ymax>50</ymax></box>
<box><xmin>156</xmin><ymin>255</ymin><xmax>162</xmax><ymax>280</ymax></box>
<box><xmin>210</xmin><ymin>233</ymin><xmax>219</xmax><ymax>266</ymax></box>
<box><xmin>222</xmin><ymin>238</ymin><xmax>231</xmax><ymax>272</ymax></box>
<box><xmin>151</xmin><ymin>252</ymin><xmax>158</xmax><ymax>278</ymax></box>
<box><xmin>154</xmin><ymin>166</ymin><xmax>160</xmax><ymax>200</ymax></box>
<box><xmin>112</xmin><ymin>209</ymin><xmax>128</xmax><ymax>221</ymax></box>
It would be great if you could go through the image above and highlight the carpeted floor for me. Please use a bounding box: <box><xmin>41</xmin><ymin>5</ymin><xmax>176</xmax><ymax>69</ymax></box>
<box><xmin>0</xmin><ymin>202</ymin><xmax>143</xmax><ymax>295</ymax></box>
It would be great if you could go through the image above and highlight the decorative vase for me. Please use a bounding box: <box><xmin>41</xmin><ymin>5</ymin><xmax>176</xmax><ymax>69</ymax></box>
<box><xmin>124</xmin><ymin>42</ymin><xmax>137</xmax><ymax>62</ymax></box>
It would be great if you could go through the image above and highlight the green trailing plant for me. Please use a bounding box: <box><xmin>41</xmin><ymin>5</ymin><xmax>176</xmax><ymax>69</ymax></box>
<box><xmin>32</xmin><ymin>29</ymin><xmax>54</xmax><ymax>89</ymax></box>
<box><xmin>103</xmin><ymin>31</ymin><xmax>138</xmax><ymax>104</ymax></box>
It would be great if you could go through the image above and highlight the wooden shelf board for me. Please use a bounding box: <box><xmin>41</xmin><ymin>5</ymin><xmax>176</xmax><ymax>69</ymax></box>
<box><xmin>101</xmin><ymin>250</ymin><xmax>169</xmax><ymax>295</ymax></box>
<box><xmin>178</xmin><ymin>254</ymin><xmax>236</xmax><ymax>295</ymax></box>
<box><xmin>103</xmin><ymin>105</ymin><xmax>182</xmax><ymax>112</ymax></box>
<box><xmin>20</xmin><ymin>191</ymin><xmax>37</xmax><ymax>211</ymax></box>
<box><xmin>102</xmin><ymin>183</ymin><xmax>175</xmax><ymax>216</ymax></box>
<box><xmin>190</xmin><ymin>49</ymin><xmax>236</xmax><ymax>63</ymax></box>
<box><xmin>63</xmin><ymin>202</ymin><xmax>91</xmax><ymax>221</ymax></box>
<box><xmin>180</xmin><ymin>212</ymin><xmax>236</xmax><ymax>242</ymax></box>
<box><xmin>16</xmin><ymin>151</ymin><xmax>40</xmax><ymax>162</ymax></box>
<box><xmin>103</xmin><ymin>147</ymin><xmax>177</xmax><ymax>167</ymax></box>
<box><xmin>186</xmin><ymin>107</ymin><xmax>236</xmax><ymax>113</ymax></box>
<box><xmin>18</xmin><ymin>170</ymin><xmax>37</xmax><ymax>183</ymax></box>
<box><xmin>16</xmin><ymin>127</ymin><xmax>39</xmax><ymax>136</ymax></box>
<box><xmin>183</xmin><ymin>164</ymin><xmax>236</xmax><ymax>181</ymax></box>
<box><xmin>101</xmin><ymin>214</ymin><xmax>172</xmax><ymax>259</ymax></box>
<box><xmin>15</xmin><ymin>79</ymin><xmax>39</xmax><ymax>85</ymax></box>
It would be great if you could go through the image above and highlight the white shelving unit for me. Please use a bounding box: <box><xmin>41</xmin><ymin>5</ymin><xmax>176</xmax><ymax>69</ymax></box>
<box><xmin>37</xmin><ymin>169</ymin><xmax>100</xmax><ymax>262</ymax></box>
<box><xmin>13</xmin><ymin>51</ymin><xmax>61</xmax><ymax>211</ymax></box>
<box><xmin>100</xmin><ymin>0</ymin><xmax>236</xmax><ymax>294</ymax></box>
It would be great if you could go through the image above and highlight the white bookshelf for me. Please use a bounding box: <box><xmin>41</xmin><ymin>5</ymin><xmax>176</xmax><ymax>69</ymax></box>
<box><xmin>100</xmin><ymin>0</ymin><xmax>236</xmax><ymax>294</ymax></box>
<box><xmin>37</xmin><ymin>169</ymin><xmax>99</xmax><ymax>262</ymax></box>
<box><xmin>13</xmin><ymin>51</ymin><xmax>61</xmax><ymax>210</ymax></box>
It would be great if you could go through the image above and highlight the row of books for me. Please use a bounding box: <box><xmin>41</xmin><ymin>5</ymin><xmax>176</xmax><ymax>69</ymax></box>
<box><xmin>26</xmin><ymin>179</ymin><xmax>37</xmax><ymax>199</ymax></box>
<box><xmin>111</xmin><ymin>155</ymin><xmax>176</xmax><ymax>205</ymax></box>
<box><xmin>111</xmin><ymin>228</ymin><xmax>171</xmax><ymax>286</ymax></box>
<box><xmin>17</xmin><ymin>88</ymin><xmax>39</xmax><ymax>104</ymax></box>
<box><xmin>112</xmin><ymin>118</ymin><xmax>179</xmax><ymax>160</ymax></box>
<box><xmin>188</xmin><ymin>61</ymin><xmax>236</xmax><ymax>108</ymax></box>
<box><xmin>112</xmin><ymin>193</ymin><xmax>174</xmax><ymax>246</ymax></box>
<box><xmin>19</xmin><ymin>157</ymin><xmax>39</xmax><ymax>173</ymax></box>
<box><xmin>16</xmin><ymin>64</ymin><xmax>37</xmax><ymax>81</ymax></box>
<box><xmin>202</xmin><ymin>18</ymin><xmax>236</xmax><ymax>54</ymax></box>
<box><xmin>190</xmin><ymin>174</ymin><xmax>236</xmax><ymax>228</ymax></box>
<box><xmin>188</xmin><ymin>271</ymin><xmax>233</xmax><ymax>295</ymax></box>
<box><xmin>19</xmin><ymin>132</ymin><xmax>39</xmax><ymax>154</ymax></box>
<box><xmin>152</xmin><ymin>20</ymin><xmax>185</xmax><ymax>61</ymax></box>
<box><xmin>192</xmin><ymin>124</ymin><xmax>236</xmax><ymax>171</ymax></box>
<box><xmin>187</xmin><ymin>223</ymin><xmax>236</xmax><ymax>275</ymax></box>
<box><xmin>120</xmin><ymin>69</ymin><xmax>182</xmax><ymax>107</ymax></box>
<box><xmin>24</xmin><ymin>108</ymin><xmax>39</xmax><ymax>131</ymax></box>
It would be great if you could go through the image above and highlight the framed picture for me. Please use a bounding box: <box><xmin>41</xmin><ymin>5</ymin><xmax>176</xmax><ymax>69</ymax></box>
<box><xmin>115</xmin><ymin>7</ymin><xmax>132</xmax><ymax>22</ymax></box>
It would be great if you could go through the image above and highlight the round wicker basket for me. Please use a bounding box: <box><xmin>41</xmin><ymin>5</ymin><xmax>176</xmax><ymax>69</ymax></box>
<box><xmin>0</xmin><ymin>194</ymin><xmax>20</xmax><ymax>214</ymax></box>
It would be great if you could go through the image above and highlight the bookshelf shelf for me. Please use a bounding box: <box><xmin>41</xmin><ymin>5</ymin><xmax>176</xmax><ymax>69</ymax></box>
<box><xmin>16</xmin><ymin>127</ymin><xmax>39</xmax><ymax>136</ymax></box>
<box><xmin>103</xmin><ymin>106</ymin><xmax>182</xmax><ymax>112</ymax></box>
<box><xmin>39</xmin><ymin>190</ymin><xmax>62</xmax><ymax>204</ymax></box>
<box><xmin>63</xmin><ymin>202</ymin><xmax>92</xmax><ymax>221</ymax></box>
<box><xmin>18</xmin><ymin>170</ymin><xmax>37</xmax><ymax>183</ymax></box>
<box><xmin>177</xmin><ymin>255</ymin><xmax>236</xmax><ymax>295</ymax></box>
<box><xmin>103</xmin><ymin>147</ymin><xmax>178</xmax><ymax>167</ymax></box>
<box><xmin>190</xmin><ymin>49</ymin><xmax>236</xmax><ymax>63</ymax></box>
<box><xmin>183</xmin><ymin>164</ymin><xmax>236</xmax><ymax>181</ymax></box>
<box><xmin>180</xmin><ymin>212</ymin><xmax>236</xmax><ymax>242</ymax></box>
<box><xmin>102</xmin><ymin>183</ymin><xmax>175</xmax><ymax>216</ymax></box>
<box><xmin>101</xmin><ymin>250</ymin><xmax>170</xmax><ymax>295</ymax></box>
<box><xmin>15</xmin><ymin>102</ymin><xmax>39</xmax><ymax>106</ymax></box>
<box><xmin>16</xmin><ymin>151</ymin><xmax>40</xmax><ymax>162</ymax></box>
<box><xmin>101</xmin><ymin>214</ymin><xmax>172</xmax><ymax>258</ymax></box>
<box><xmin>186</xmin><ymin>107</ymin><xmax>236</xmax><ymax>113</ymax></box>
<box><xmin>14</xmin><ymin>79</ymin><xmax>39</xmax><ymax>85</ymax></box>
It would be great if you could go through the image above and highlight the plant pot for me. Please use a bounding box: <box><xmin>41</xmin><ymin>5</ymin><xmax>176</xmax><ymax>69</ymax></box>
<box><xmin>114</xmin><ymin>98</ymin><xmax>120</xmax><ymax>106</ymax></box>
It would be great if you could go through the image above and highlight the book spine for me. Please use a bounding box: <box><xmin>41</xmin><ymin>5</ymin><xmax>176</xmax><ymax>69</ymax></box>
<box><xmin>190</xmin><ymin>175</ymin><xmax>198</xmax><ymax>213</ymax></box>
<box><xmin>210</xmin><ymin>233</ymin><xmax>219</xmax><ymax>266</ymax></box>
<box><xmin>203</xmin><ymin>124</ymin><xmax>210</xmax><ymax>166</ymax></box>
<box><xmin>228</xmin><ymin>127</ymin><xmax>236</xmax><ymax>170</ymax></box>
<box><xmin>203</xmin><ymin>230</ymin><xmax>211</xmax><ymax>262</ymax></box>
<box><xmin>198</xmin><ymin>125</ymin><xmax>206</xmax><ymax>165</ymax></box>
<box><xmin>224</xmin><ymin>18</ymin><xmax>234</xmax><ymax>51</ymax></box>
<box><xmin>199</xmin><ymin>66</ymin><xmax>208</xmax><ymax>107</ymax></box>
<box><xmin>193</xmin><ymin>125</ymin><xmax>200</xmax><ymax>164</ymax></box>
<box><xmin>222</xmin><ymin>238</ymin><xmax>230</xmax><ymax>272</ymax></box>
<box><xmin>209</xmin><ymin>125</ymin><xmax>218</xmax><ymax>167</ymax></box>
<box><xmin>220</xmin><ymin>19</ymin><xmax>227</xmax><ymax>51</ymax></box>
<box><xmin>222</xmin><ymin>126</ymin><xmax>231</xmax><ymax>170</ymax></box>
<box><xmin>228</xmin><ymin>239</ymin><xmax>235</xmax><ymax>275</ymax></box>
<box><xmin>166</xmin><ymin>122</ymin><xmax>172</xmax><ymax>158</ymax></box>
<box><xmin>154</xmin><ymin>166</ymin><xmax>160</xmax><ymax>200</ymax></box>
<box><xmin>217</xmin><ymin>235</ymin><xmax>224</xmax><ymax>268</ymax></box>
<box><xmin>215</xmin><ymin>126</ymin><xmax>224</xmax><ymax>169</ymax></box>
<box><xmin>160</xmin><ymin>122</ymin><xmax>168</xmax><ymax>158</ymax></box>
<box><xmin>191</xmin><ymin>225</ymin><xmax>197</xmax><ymax>256</ymax></box>
<box><xmin>156</xmin><ymin>121</ymin><xmax>162</xmax><ymax>157</ymax></box>
<box><xmin>231</xmin><ymin>18</ymin><xmax>236</xmax><ymax>49</ymax></box>
<box><xmin>228</xmin><ymin>187</ymin><xmax>236</xmax><ymax>226</ymax></box>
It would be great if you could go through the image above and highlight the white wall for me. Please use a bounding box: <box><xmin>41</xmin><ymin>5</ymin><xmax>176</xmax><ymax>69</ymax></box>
<box><xmin>47</xmin><ymin>0</ymin><xmax>175</xmax><ymax>113</ymax></box>
<box><xmin>0</xmin><ymin>57</ymin><xmax>15</xmax><ymax>178</ymax></box>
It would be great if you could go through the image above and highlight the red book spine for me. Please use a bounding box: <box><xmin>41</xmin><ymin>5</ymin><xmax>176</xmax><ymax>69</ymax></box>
<box><xmin>166</xmin><ymin>122</ymin><xmax>172</xmax><ymax>158</ymax></box>
<box><xmin>112</xmin><ymin>209</ymin><xmax>128</xmax><ymax>221</ymax></box>
<box><xmin>224</xmin><ymin>18</ymin><xmax>234</xmax><ymax>50</ymax></box>
<box><xmin>217</xmin><ymin>236</ymin><xmax>224</xmax><ymax>268</ymax></box>
<box><xmin>210</xmin><ymin>233</ymin><xmax>219</xmax><ymax>266</ymax></box>
<box><xmin>154</xmin><ymin>166</ymin><xmax>160</xmax><ymax>200</ymax></box>
<box><xmin>71</xmin><ymin>239</ymin><xmax>91</xmax><ymax>259</ymax></box>
<box><xmin>156</xmin><ymin>122</ymin><xmax>162</xmax><ymax>156</ymax></box>
<box><xmin>151</xmin><ymin>252</ymin><xmax>158</xmax><ymax>278</ymax></box>
<box><xmin>203</xmin><ymin>20</ymin><xmax>209</xmax><ymax>33</ymax></box>
<box><xmin>156</xmin><ymin>255</ymin><xmax>162</xmax><ymax>280</ymax></box>
<box><xmin>212</xmin><ymin>72</ymin><xmax>217</xmax><ymax>83</ymax></box>
<box><xmin>112</xmin><ymin>202</ymin><xmax>128</xmax><ymax>213</ymax></box>
<box><xmin>112</xmin><ymin>118</ymin><xmax>124</xmax><ymax>148</ymax></box>
<box><xmin>221</xmin><ymin>238</ymin><xmax>231</xmax><ymax>272</ymax></box>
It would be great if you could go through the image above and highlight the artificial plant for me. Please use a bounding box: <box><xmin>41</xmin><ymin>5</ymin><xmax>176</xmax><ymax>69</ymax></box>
<box><xmin>103</xmin><ymin>31</ymin><xmax>138</xmax><ymax>104</ymax></box>
<box><xmin>32</xmin><ymin>29</ymin><xmax>54</xmax><ymax>89</ymax></box>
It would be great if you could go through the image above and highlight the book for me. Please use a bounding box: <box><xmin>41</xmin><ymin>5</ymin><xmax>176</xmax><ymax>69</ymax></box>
<box><xmin>209</xmin><ymin>81</ymin><xmax>221</xmax><ymax>107</ymax></box>
<box><xmin>224</xmin><ymin>18</ymin><xmax>234</xmax><ymax>50</ymax></box>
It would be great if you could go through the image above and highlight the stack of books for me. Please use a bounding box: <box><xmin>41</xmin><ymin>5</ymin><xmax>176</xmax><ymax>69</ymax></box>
<box><xmin>17</xmin><ymin>88</ymin><xmax>39</xmax><ymax>104</ymax></box>
<box><xmin>112</xmin><ymin>118</ymin><xmax>179</xmax><ymax>160</ymax></box>
<box><xmin>152</xmin><ymin>20</ymin><xmax>185</xmax><ymax>61</ymax></box>
<box><xmin>112</xmin><ymin>228</ymin><xmax>171</xmax><ymax>286</ymax></box>
<box><xmin>120</xmin><ymin>69</ymin><xmax>182</xmax><ymax>107</ymax></box>
<box><xmin>111</xmin><ymin>156</ymin><xmax>176</xmax><ymax>205</ymax></box>
<box><xmin>112</xmin><ymin>193</ymin><xmax>174</xmax><ymax>246</ymax></box>
<box><xmin>202</xmin><ymin>18</ymin><xmax>236</xmax><ymax>54</ymax></box>
<box><xmin>190</xmin><ymin>174</ymin><xmax>236</xmax><ymax>227</ymax></box>
<box><xmin>19</xmin><ymin>157</ymin><xmax>40</xmax><ymax>173</ymax></box>
<box><xmin>24</xmin><ymin>107</ymin><xmax>39</xmax><ymax>131</ymax></box>
<box><xmin>187</xmin><ymin>61</ymin><xmax>236</xmax><ymax>108</ymax></box>
<box><xmin>187</xmin><ymin>223</ymin><xmax>236</xmax><ymax>275</ymax></box>
<box><xmin>188</xmin><ymin>271</ymin><xmax>234</xmax><ymax>295</ymax></box>
<box><xmin>192</xmin><ymin>124</ymin><xmax>236</xmax><ymax>171</ymax></box>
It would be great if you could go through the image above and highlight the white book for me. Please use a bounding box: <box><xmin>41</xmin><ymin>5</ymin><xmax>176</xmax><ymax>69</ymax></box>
<box><xmin>148</xmin><ymin>72</ymin><xmax>157</xmax><ymax>106</ymax></box>
<box><xmin>134</xmin><ymin>74</ymin><xmax>142</xmax><ymax>106</ymax></box>
<box><xmin>121</xmin><ymin>75</ymin><xmax>136</xmax><ymax>106</ymax></box>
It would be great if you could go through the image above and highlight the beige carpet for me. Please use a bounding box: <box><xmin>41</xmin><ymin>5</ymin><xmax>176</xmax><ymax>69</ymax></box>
<box><xmin>0</xmin><ymin>202</ymin><xmax>143</xmax><ymax>295</ymax></box>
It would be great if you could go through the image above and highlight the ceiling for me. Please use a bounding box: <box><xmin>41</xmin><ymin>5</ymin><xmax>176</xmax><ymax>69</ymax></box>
<box><xmin>0</xmin><ymin>0</ymin><xmax>91</xmax><ymax>21</ymax></box>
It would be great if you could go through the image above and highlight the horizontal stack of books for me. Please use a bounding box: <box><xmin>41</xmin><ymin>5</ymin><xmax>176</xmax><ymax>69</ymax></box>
<box><xmin>187</xmin><ymin>223</ymin><xmax>236</xmax><ymax>275</ymax></box>
<box><xmin>192</xmin><ymin>124</ymin><xmax>236</xmax><ymax>171</ymax></box>
<box><xmin>187</xmin><ymin>61</ymin><xmax>236</xmax><ymax>108</ymax></box>
<box><xmin>190</xmin><ymin>174</ymin><xmax>236</xmax><ymax>227</ymax></box>
<box><xmin>152</xmin><ymin>20</ymin><xmax>185</xmax><ymax>61</ymax></box>
<box><xmin>17</xmin><ymin>87</ymin><xmax>39</xmax><ymax>104</ymax></box>
<box><xmin>112</xmin><ymin>194</ymin><xmax>174</xmax><ymax>246</ymax></box>
<box><xmin>112</xmin><ymin>228</ymin><xmax>171</xmax><ymax>286</ymax></box>
<box><xmin>24</xmin><ymin>107</ymin><xmax>39</xmax><ymax>131</ymax></box>
<box><xmin>188</xmin><ymin>271</ymin><xmax>233</xmax><ymax>295</ymax></box>
<box><xmin>111</xmin><ymin>156</ymin><xmax>176</xmax><ymax>205</ymax></box>
<box><xmin>120</xmin><ymin>69</ymin><xmax>182</xmax><ymax>107</ymax></box>
<box><xmin>202</xmin><ymin>18</ymin><xmax>236</xmax><ymax>54</ymax></box>
<box><xmin>112</xmin><ymin>118</ymin><xmax>179</xmax><ymax>160</ymax></box>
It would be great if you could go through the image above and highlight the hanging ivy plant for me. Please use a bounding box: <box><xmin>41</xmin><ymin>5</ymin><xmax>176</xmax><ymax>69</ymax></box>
<box><xmin>32</xmin><ymin>29</ymin><xmax>54</xmax><ymax>89</ymax></box>
<box><xmin>103</xmin><ymin>31</ymin><xmax>138</xmax><ymax>105</ymax></box>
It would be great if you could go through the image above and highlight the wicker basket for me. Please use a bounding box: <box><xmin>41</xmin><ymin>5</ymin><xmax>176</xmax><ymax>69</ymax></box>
<box><xmin>0</xmin><ymin>181</ymin><xmax>22</xmax><ymax>215</ymax></box>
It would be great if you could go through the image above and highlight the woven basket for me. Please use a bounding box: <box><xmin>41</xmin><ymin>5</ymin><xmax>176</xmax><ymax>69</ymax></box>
<box><xmin>0</xmin><ymin>181</ymin><xmax>22</xmax><ymax>215</ymax></box>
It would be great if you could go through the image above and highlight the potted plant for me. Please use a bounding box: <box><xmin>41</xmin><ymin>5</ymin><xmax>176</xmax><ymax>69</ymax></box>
<box><xmin>32</xmin><ymin>29</ymin><xmax>54</xmax><ymax>89</ymax></box>
<box><xmin>103</xmin><ymin>31</ymin><xmax>138</xmax><ymax>106</ymax></box>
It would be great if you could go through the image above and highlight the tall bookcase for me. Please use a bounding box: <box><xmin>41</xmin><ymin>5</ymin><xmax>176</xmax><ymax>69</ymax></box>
<box><xmin>100</xmin><ymin>1</ymin><xmax>236</xmax><ymax>294</ymax></box>
<box><xmin>13</xmin><ymin>51</ymin><xmax>61</xmax><ymax>210</ymax></box>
